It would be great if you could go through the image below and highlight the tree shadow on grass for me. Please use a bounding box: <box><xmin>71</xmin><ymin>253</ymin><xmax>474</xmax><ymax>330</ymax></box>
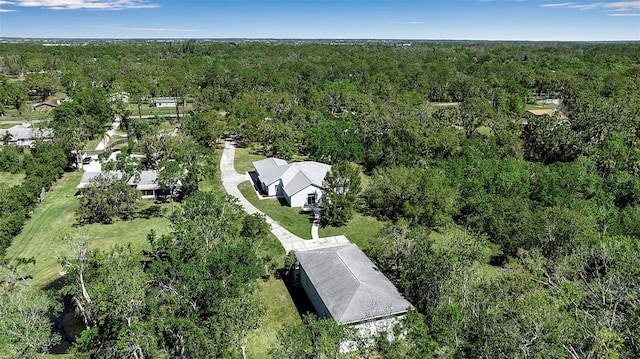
<box><xmin>276</xmin><ymin>268</ymin><xmax>317</xmax><ymax>320</ymax></box>
<box><xmin>137</xmin><ymin>204</ymin><xmax>166</xmax><ymax>219</ymax></box>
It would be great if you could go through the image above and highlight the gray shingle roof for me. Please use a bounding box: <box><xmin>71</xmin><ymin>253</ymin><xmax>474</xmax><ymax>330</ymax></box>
<box><xmin>77</xmin><ymin>171</ymin><xmax>124</xmax><ymax>189</ymax></box>
<box><xmin>0</xmin><ymin>125</ymin><xmax>53</xmax><ymax>142</ymax></box>
<box><xmin>134</xmin><ymin>170</ymin><xmax>160</xmax><ymax>190</ymax></box>
<box><xmin>297</xmin><ymin>244</ymin><xmax>412</xmax><ymax>324</ymax></box>
<box><xmin>77</xmin><ymin>170</ymin><xmax>163</xmax><ymax>191</ymax></box>
<box><xmin>252</xmin><ymin>158</ymin><xmax>331</xmax><ymax>196</ymax></box>
<box><xmin>252</xmin><ymin>158</ymin><xmax>289</xmax><ymax>186</ymax></box>
<box><xmin>281</xmin><ymin>161</ymin><xmax>331</xmax><ymax>195</ymax></box>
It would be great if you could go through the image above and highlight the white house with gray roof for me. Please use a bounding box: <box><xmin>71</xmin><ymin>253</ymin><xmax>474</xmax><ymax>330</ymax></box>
<box><xmin>0</xmin><ymin>125</ymin><xmax>53</xmax><ymax>147</ymax></box>
<box><xmin>76</xmin><ymin>170</ymin><xmax>177</xmax><ymax>198</ymax></box>
<box><xmin>296</xmin><ymin>244</ymin><xmax>412</xmax><ymax>325</ymax></box>
<box><xmin>252</xmin><ymin>158</ymin><xmax>331</xmax><ymax>208</ymax></box>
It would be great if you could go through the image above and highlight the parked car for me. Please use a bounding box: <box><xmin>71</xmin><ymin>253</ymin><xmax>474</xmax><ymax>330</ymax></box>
<box><xmin>82</xmin><ymin>157</ymin><xmax>92</xmax><ymax>165</ymax></box>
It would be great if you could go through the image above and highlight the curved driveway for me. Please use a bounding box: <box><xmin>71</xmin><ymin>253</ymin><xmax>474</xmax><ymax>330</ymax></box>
<box><xmin>220</xmin><ymin>140</ymin><xmax>349</xmax><ymax>252</ymax></box>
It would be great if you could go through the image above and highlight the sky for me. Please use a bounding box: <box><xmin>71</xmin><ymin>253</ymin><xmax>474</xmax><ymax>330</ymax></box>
<box><xmin>0</xmin><ymin>0</ymin><xmax>638</xmax><ymax>41</ymax></box>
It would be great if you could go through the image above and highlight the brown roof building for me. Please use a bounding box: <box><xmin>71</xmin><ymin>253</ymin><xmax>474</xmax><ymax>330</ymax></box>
<box><xmin>33</xmin><ymin>98</ymin><xmax>63</xmax><ymax>111</ymax></box>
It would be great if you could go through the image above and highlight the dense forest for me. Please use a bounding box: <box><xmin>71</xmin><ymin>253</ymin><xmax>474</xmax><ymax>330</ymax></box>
<box><xmin>0</xmin><ymin>41</ymin><xmax>639</xmax><ymax>358</ymax></box>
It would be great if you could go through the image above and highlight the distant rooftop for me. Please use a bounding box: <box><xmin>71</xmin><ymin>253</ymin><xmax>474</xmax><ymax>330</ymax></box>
<box><xmin>76</xmin><ymin>170</ymin><xmax>162</xmax><ymax>190</ymax></box>
<box><xmin>0</xmin><ymin>125</ymin><xmax>53</xmax><ymax>141</ymax></box>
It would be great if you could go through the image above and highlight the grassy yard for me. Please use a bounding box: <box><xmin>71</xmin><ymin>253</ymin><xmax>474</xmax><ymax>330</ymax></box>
<box><xmin>245</xmin><ymin>278</ymin><xmax>301</xmax><ymax>358</ymax></box>
<box><xmin>239</xmin><ymin>180</ymin><xmax>387</xmax><ymax>246</ymax></box>
<box><xmin>234</xmin><ymin>145</ymin><xmax>268</xmax><ymax>173</ymax></box>
<box><xmin>318</xmin><ymin>213</ymin><xmax>386</xmax><ymax>250</ymax></box>
<box><xmin>0</xmin><ymin>110</ymin><xmax>52</xmax><ymax>122</ymax></box>
<box><xmin>0</xmin><ymin>171</ymin><xmax>25</xmax><ymax>189</ymax></box>
<box><xmin>5</xmin><ymin>171</ymin><xmax>172</xmax><ymax>290</ymax></box>
<box><xmin>239</xmin><ymin>181</ymin><xmax>314</xmax><ymax>239</ymax></box>
<box><xmin>233</xmin><ymin>145</ymin><xmax>309</xmax><ymax>174</ymax></box>
<box><xmin>83</xmin><ymin>138</ymin><xmax>102</xmax><ymax>150</ymax></box>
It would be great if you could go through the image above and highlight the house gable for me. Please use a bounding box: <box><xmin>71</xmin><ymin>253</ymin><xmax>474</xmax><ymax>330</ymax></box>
<box><xmin>253</xmin><ymin>157</ymin><xmax>289</xmax><ymax>186</ymax></box>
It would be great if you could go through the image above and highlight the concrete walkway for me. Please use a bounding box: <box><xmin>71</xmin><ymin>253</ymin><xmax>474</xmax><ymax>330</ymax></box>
<box><xmin>311</xmin><ymin>207</ymin><xmax>320</xmax><ymax>240</ymax></box>
<box><xmin>81</xmin><ymin>118</ymin><xmax>122</xmax><ymax>172</ymax></box>
<box><xmin>220</xmin><ymin>140</ymin><xmax>349</xmax><ymax>252</ymax></box>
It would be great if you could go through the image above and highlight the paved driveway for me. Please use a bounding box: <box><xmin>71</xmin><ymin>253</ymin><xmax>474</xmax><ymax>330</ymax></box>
<box><xmin>220</xmin><ymin>140</ymin><xmax>349</xmax><ymax>252</ymax></box>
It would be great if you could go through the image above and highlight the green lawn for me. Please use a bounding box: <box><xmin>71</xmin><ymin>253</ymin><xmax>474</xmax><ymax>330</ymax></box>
<box><xmin>0</xmin><ymin>171</ymin><xmax>25</xmax><ymax>189</ymax></box>
<box><xmin>234</xmin><ymin>145</ymin><xmax>268</xmax><ymax>173</ymax></box>
<box><xmin>245</xmin><ymin>278</ymin><xmax>301</xmax><ymax>359</ymax></box>
<box><xmin>83</xmin><ymin>138</ymin><xmax>102</xmax><ymax>150</ymax></box>
<box><xmin>0</xmin><ymin>110</ymin><xmax>52</xmax><ymax>122</ymax></box>
<box><xmin>234</xmin><ymin>145</ymin><xmax>309</xmax><ymax>174</ymax></box>
<box><xmin>318</xmin><ymin>213</ymin><xmax>386</xmax><ymax>250</ymax></box>
<box><xmin>5</xmin><ymin>171</ymin><xmax>172</xmax><ymax>290</ymax></box>
<box><xmin>239</xmin><ymin>181</ymin><xmax>314</xmax><ymax>239</ymax></box>
<box><xmin>239</xmin><ymin>180</ymin><xmax>387</xmax><ymax>246</ymax></box>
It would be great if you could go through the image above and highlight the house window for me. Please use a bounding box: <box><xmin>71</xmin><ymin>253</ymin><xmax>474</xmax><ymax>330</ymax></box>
<box><xmin>307</xmin><ymin>194</ymin><xmax>316</xmax><ymax>205</ymax></box>
<box><xmin>142</xmin><ymin>190</ymin><xmax>155</xmax><ymax>197</ymax></box>
<box><xmin>275</xmin><ymin>184</ymin><xmax>280</xmax><ymax>195</ymax></box>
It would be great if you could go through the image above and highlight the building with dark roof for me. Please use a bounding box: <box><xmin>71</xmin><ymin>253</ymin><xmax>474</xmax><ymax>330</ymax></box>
<box><xmin>33</xmin><ymin>98</ymin><xmax>63</xmax><ymax>111</ymax></box>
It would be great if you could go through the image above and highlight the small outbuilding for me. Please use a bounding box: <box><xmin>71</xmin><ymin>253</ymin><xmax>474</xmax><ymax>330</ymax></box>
<box><xmin>296</xmin><ymin>244</ymin><xmax>412</xmax><ymax>325</ymax></box>
<box><xmin>151</xmin><ymin>97</ymin><xmax>183</xmax><ymax>108</ymax></box>
<box><xmin>33</xmin><ymin>98</ymin><xmax>63</xmax><ymax>111</ymax></box>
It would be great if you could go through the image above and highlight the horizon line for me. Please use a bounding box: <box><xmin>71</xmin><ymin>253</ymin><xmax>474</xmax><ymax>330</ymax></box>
<box><xmin>2</xmin><ymin>37</ymin><xmax>639</xmax><ymax>43</ymax></box>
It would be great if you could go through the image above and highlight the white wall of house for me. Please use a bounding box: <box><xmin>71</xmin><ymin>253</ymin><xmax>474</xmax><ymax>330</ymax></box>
<box><xmin>154</xmin><ymin>102</ymin><xmax>175</xmax><ymax>107</ymax></box>
<box><xmin>286</xmin><ymin>185</ymin><xmax>324</xmax><ymax>207</ymax></box>
<box><xmin>261</xmin><ymin>181</ymin><xmax>280</xmax><ymax>197</ymax></box>
<box><xmin>299</xmin><ymin>266</ymin><xmax>331</xmax><ymax>319</ymax></box>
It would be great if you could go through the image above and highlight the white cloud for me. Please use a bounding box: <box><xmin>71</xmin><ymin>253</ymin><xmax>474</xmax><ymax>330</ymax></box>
<box><xmin>14</xmin><ymin>0</ymin><xmax>159</xmax><ymax>10</ymax></box>
<box><xmin>609</xmin><ymin>12</ymin><xmax>640</xmax><ymax>15</ymax></box>
<box><xmin>541</xmin><ymin>1</ymin><xmax>640</xmax><ymax>11</ymax></box>
<box><xmin>0</xmin><ymin>8</ymin><xmax>16</xmax><ymax>11</ymax></box>
<box><xmin>0</xmin><ymin>1</ymin><xmax>15</xmax><ymax>4</ymax></box>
